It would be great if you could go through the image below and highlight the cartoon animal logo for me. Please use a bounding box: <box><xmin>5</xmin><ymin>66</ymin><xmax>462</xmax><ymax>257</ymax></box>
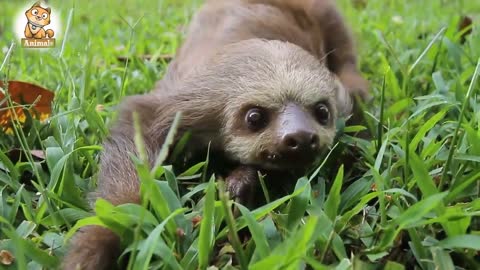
<box><xmin>24</xmin><ymin>2</ymin><xmax>55</xmax><ymax>39</ymax></box>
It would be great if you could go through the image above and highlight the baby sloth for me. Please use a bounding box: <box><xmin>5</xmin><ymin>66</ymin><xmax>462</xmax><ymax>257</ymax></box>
<box><xmin>63</xmin><ymin>40</ymin><xmax>345</xmax><ymax>270</ymax></box>
<box><xmin>63</xmin><ymin>0</ymin><xmax>368</xmax><ymax>269</ymax></box>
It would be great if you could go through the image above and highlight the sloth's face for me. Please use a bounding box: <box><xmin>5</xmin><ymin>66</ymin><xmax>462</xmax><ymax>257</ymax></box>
<box><xmin>200</xmin><ymin>39</ymin><xmax>350</xmax><ymax>171</ymax></box>
<box><xmin>221</xmin><ymin>62</ymin><xmax>342</xmax><ymax>171</ymax></box>
<box><xmin>224</xmin><ymin>97</ymin><xmax>337</xmax><ymax>170</ymax></box>
<box><xmin>233</xmin><ymin>101</ymin><xmax>335</xmax><ymax>170</ymax></box>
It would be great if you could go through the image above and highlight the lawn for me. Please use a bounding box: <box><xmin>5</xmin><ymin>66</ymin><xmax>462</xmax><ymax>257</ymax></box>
<box><xmin>1</xmin><ymin>0</ymin><xmax>480</xmax><ymax>269</ymax></box>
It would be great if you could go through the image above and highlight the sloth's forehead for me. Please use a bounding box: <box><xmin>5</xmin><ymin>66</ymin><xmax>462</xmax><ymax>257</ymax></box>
<box><xmin>232</xmin><ymin>69</ymin><xmax>337</xmax><ymax>108</ymax></box>
<box><xmin>240</xmin><ymin>88</ymin><xmax>335</xmax><ymax>109</ymax></box>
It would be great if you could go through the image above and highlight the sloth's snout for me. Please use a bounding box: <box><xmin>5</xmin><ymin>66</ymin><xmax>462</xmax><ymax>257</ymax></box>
<box><xmin>269</xmin><ymin>102</ymin><xmax>322</xmax><ymax>166</ymax></box>
<box><xmin>280</xmin><ymin>131</ymin><xmax>319</xmax><ymax>157</ymax></box>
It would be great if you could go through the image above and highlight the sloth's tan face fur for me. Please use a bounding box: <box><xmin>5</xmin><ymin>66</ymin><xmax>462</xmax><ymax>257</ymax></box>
<box><xmin>201</xmin><ymin>39</ymin><xmax>350</xmax><ymax>170</ymax></box>
<box><xmin>163</xmin><ymin>39</ymin><xmax>351</xmax><ymax>170</ymax></box>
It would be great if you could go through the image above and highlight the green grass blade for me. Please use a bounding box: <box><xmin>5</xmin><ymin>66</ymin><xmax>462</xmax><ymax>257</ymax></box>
<box><xmin>236</xmin><ymin>203</ymin><xmax>271</xmax><ymax>261</ymax></box>
<box><xmin>394</xmin><ymin>192</ymin><xmax>447</xmax><ymax>229</ymax></box>
<box><xmin>324</xmin><ymin>165</ymin><xmax>344</xmax><ymax>221</ymax></box>
<box><xmin>409</xmin><ymin>153</ymin><xmax>440</xmax><ymax>198</ymax></box>
<box><xmin>437</xmin><ymin>235</ymin><xmax>480</xmax><ymax>250</ymax></box>
<box><xmin>409</xmin><ymin>109</ymin><xmax>447</xmax><ymax>155</ymax></box>
<box><xmin>430</xmin><ymin>247</ymin><xmax>455</xmax><ymax>270</ymax></box>
<box><xmin>134</xmin><ymin>208</ymin><xmax>186</xmax><ymax>270</ymax></box>
<box><xmin>408</xmin><ymin>27</ymin><xmax>447</xmax><ymax>74</ymax></box>
<box><xmin>218</xmin><ymin>181</ymin><xmax>248</xmax><ymax>270</ymax></box>
<box><xmin>286</xmin><ymin>177</ymin><xmax>311</xmax><ymax>231</ymax></box>
<box><xmin>440</xmin><ymin>58</ymin><xmax>480</xmax><ymax>188</ymax></box>
<box><xmin>445</xmin><ymin>171</ymin><xmax>480</xmax><ymax>203</ymax></box>
<box><xmin>198</xmin><ymin>176</ymin><xmax>216</xmax><ymax>270</ymax></box>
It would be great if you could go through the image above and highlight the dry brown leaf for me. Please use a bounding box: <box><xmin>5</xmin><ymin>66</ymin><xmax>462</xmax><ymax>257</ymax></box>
<box><xmin>116</xmin><ymin>54</ymin><xmax>173</xmax><ymax>63</ymax></box>
<box><xmin>352</xmin><ymin>0</ymin><xmax>367</xmax><ymax>10</ymax></box>
<box><xmin>191</xmin><ymin>215</ymin><xmax>202</xmax><ymax>227</ymax></box>
<box><xmin>218</xmin><ymin>244</ymin><xmax>235</xmax><ymax>256</ymax></box>
<box><xmin>458</xmin><ymin>15</ymin><xmax>473</xmax><ymax>44</ymax></box>
<box><xmin>176</xmin><ymin>228</ymin><xmax>185</xmax><ymax>238</ymax></box>
<box><xmin>0</xmin><ymin>81</ymin><xmax>54</xmax><ymax>133</ymax></box>
<box><xmin>0</xmin><ymin>250</ymin><xmax>14</xmax><ymax>266</ymax></box>
<box><xmin>7</xmin><ymin>148</ymin><xmax>45</xmax><ymax>162</ymax></box>
<box><xmin>95</xmin><ymin>104</ymin><xmax>105</xmax><ymax>112</ymax></box>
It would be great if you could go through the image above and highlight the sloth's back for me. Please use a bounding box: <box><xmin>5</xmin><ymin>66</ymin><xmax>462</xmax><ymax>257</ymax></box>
<box><xmin>157</xmin><ymin>0</ymin><xmax>328</xmax><ymax>94</ymax></box>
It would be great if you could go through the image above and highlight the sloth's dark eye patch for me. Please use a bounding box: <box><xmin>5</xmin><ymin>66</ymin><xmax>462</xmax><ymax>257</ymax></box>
<box><xmin>314</xmin><ymin>102</ymin><xmax>330</xmax><ymax>125</ymax></box>
<box><xmin>245</xmin><ymin>107</ymin><xmax>268</xmax><ymax>131</ymax></box>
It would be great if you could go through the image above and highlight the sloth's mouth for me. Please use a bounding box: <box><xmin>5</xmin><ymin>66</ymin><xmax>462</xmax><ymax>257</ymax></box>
<box><xmin>257</xmin><ymin>150</ymin><xmax>320</xmax><ymax>170</ymax></box>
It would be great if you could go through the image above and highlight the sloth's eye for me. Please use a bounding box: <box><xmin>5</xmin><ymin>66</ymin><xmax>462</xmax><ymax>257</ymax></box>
<box><xmin>32</xmin><ymin>9</ymin><xmax>38</xmax><ymax>15</ymax></box>
<box><xmin>42</xmin><ymin>13</ymin><xmax>48</xmax><ymax>19</ymax></box>
<box><xmin>314</xmin><ymin>102</ymin><xmax>330</xmax><ymax>125</ymax></box>
<box><xmin>245</xmin><ymin>108</ymin><xmax>268</xmax><ymax>131</ymax></box>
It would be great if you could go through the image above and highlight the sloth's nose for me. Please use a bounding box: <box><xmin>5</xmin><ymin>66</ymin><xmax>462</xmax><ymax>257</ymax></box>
<box><xmin>281</xmin><ymin>131</ymin><xmax>319</xmax><ymax>154</ymax></box>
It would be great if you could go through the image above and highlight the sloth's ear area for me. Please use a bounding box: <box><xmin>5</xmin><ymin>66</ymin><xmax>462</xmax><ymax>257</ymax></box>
<box><xmin>337</xmin><ymin>68</ymin><xmax>371</xmax><ymax>103</ymax></box>
<box><xmin>111</xmin><ymin>94</ymin><xmax>182</xmax><ymax>150</ymax></box>
<box><xmin>110</xmin><ymin>94</ymin><xmax>169</xmax><ymax>141</ymax></box>
<box><xmin>116</xmin><ymin>94</ymin><xmax>161</xmax><ymax>125</ymax></box>
<box><xmin>334</xmin><ymin>79</ymin><xmax>353</xmax><ymax>119</ymax></box>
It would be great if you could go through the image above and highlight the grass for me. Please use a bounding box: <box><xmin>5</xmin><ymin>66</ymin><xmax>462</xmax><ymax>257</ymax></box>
<box><xmin>1</xmin><ymin>0</ymin><xmax>480</xmax><ymax>269</ymax></box>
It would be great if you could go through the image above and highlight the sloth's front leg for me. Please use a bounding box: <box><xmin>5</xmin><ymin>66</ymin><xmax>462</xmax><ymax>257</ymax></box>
<box><xmin>225</xmin><ymin>165</ymin><xmax>259</xmax><ymax>209</ymax></box>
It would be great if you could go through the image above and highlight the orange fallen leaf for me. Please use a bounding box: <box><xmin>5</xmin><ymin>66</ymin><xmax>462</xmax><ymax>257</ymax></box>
<box><xmin>0</xmin><ymin>81</ymin><xmax>54</xmax><ymax>133</ymax></box>
<box><xmin>0</xmin><ymin>250</ymin><xmax>14</xmax><ymax>266</ymax></box>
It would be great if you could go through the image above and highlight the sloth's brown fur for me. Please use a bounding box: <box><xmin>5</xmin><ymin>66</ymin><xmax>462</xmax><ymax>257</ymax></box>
<box><xmin>62</xmin><ymin>1</ymin><xmax>368</xmax><ymax>269</ymax></box>
<box><xmin>164</xmin><ymin>0</ymin><xmax>368</xmax><ymax>101</ymax></box>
